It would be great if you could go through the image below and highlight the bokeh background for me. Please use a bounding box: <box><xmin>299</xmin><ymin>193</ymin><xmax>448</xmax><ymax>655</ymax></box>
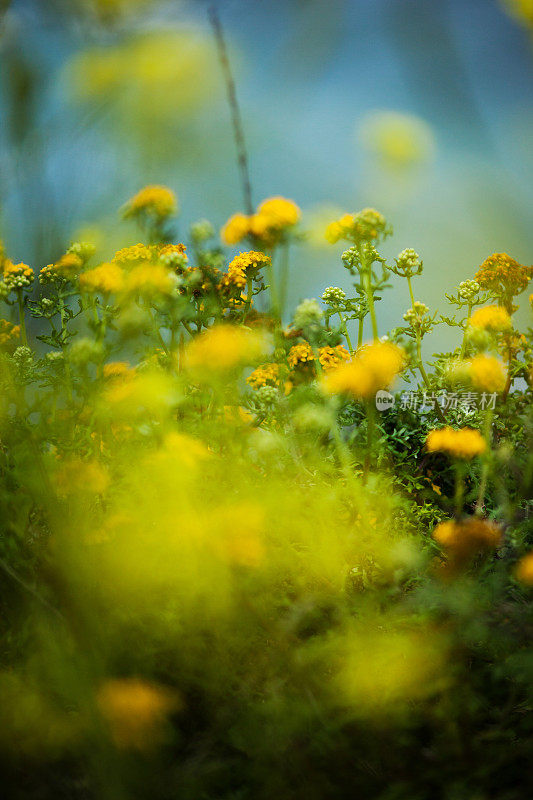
<box><xmin>0</xmin><ymin>0</ymin><xmax>532</xmax><ymax>344</ymax></box>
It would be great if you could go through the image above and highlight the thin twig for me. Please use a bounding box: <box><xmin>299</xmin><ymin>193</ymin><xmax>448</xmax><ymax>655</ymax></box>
<box><xmin>209</xmin><ymin>3</ymin><xmax>254</xmax><ymax>216</ymax></box>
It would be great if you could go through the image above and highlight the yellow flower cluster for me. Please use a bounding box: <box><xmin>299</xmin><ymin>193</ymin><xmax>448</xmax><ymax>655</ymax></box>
<box><xmin>123</xmin><ymin>185</ymin><xmax>178</xmax><ymax>220</ymax></box>
<box><xmin>318</xmin><ymin>344</ymin><xmax>351</xmax><ymax>371</ymax></box>
<box><xmin>2</xmin><ymin>261</ymin><xmax>34</xmax><ymax>290</ymax></box>
<box><xmin>468</xmin><ymin>355</ymin><xmax>507</xmax><ymax>393</ymax></box>
<box><xmin>287</xmin><ymin>341</ymin><xmax>315</xmax><ymax>369</ymax></box>
<box><xmin>247</xmin><ymin>362</ymin><xmax>281</xmax><ymax>389</ymax></box>
<box><xmin>325</xmin><ymin>208</ymin><xmax>387</xmax><ymax>245</ymax></box>
<box><xmin>426</xmin><ymin>427</ymin><xmax>486</xmax><ymax>460</ymax></box>
<box><xmin>97</xmin><ymin>678</ymin><xmax>179</xmax><ymax>751</ymax></box>
<box><xmin>226</xmin><ymin>251</ymin><xmax>271</xmax><ymax>289</ymax></box>
<box><xmin>221</xmin><ymin>197</ymin><xmax>300</xmax><ymax>246</ymax></box>
<box><xmin>79</xmin><ymin>262</ymin><xmax>125</xmax><ymax>294</ymax></box>
<box><xmin>323</xmin><ymin>342</ymin><xmax>405</xmax><ymax>399</ymax></box>
<box><xmin>474</xmin><ymin>253</ymin><xmax>532</xmax><ymax>297</ymax></box>
<box><xmin>0</xmin><ymin>319</ymin><xmax>20</xmax><ymax>346</ymax></box>
<box><xmin>185</xmin><ymin>324</ymin><xmax>265</xmax><ymax>373</ymax></box>
<box><xmin>433</xmin><ymin>518</ymin><xmax>502</xmax><ymax>558</ymax></box>
<box><xmin>112</xmin><ymin>243</ymin><xmax>158</xmax><ymax>265</ymax></box>
<box><xmin>468</xmin><ymin>305</ymin><xmax>512</xmax><ymax>332</ymax></box>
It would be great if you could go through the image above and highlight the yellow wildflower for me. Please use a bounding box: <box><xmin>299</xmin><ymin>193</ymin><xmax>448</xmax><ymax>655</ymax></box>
<box><xmin>515</xmin><ymin>551</ymin><xmax>533</xmax><ymax>585</ymax></box>
<box><xmin>325</xmin><ymin>209</ymin><xmax>388</xmax><ymax>245</ymax></box>
<box><xmin>318</xmin><ymin>344</ymin><xmax>351</xmax><ymax>371</ymax></box>
<box><xmin>323</xmin><ymin>342</ymin><xmax>405</xmax><ymax>399</ymax></box>
<box><xmin>2</xmin><ymin>261</ymin><xmax>34</xmax><ymax>291</ymax></box>
<box><xmin>247</xmin><ymin>362</ymin><xmax>281</xmax><ymax>389</ymax></box>
<box><xmin>475</xmin><ymin>253</ymin><xmax>532</xmax><ymax>298</ymax></box>
<box><xmin>468</xmin><ymin>305</ymin><xmax>512</xmax><ymax>332</ymax></box>
<box><xmin>79</xmin><ymin>262</ymin><xmax>125</xmax><ymax>294</ymax></box>
<box><xmin>220</xmin><ymin>213</ymin><xmax>251</xmax><ymax>246</ymax></box>
<box><xmin>123</xmin><ymin>185</ymin><xmax>178</xmax><ymax>219</ymax></box>
<box><xmin>325</xmin><ymin>213</ymin><xmax>356</xmax><ymax>244</ymax></box>
<box><xmin>467</xmin><ymin>355</ymin><xmax>506</xmax><ymax>393</ymax></box>
<box><xmin>97</xmin><ymin>678</ymin><xmax>179</xmax><ymax>751</ymax></box>
<box><xmin>112</xmin><ymin>243</ymin><xmax>156</xmax><ymax>265</ymax></box>
<box><xmin>226</xmin><ymin>251</ymin><xmax>271</xmax><ymax>290</ymax></box>
<box><xmin>185</xmin><ymin>324</ymin><xmax>266</xmax><ymax>372</ymax></box>
<box><xmin>287</xmin><ymin>341</ymin><xmax>315</xmax><ymax>369</ymax></box>
<box><xmin>257</xmin><ymin>196</ymin><xmax>300</xmax><ymax>227</ymax></box>
<box><xmin>433</xmin><ymin>518</ymin><xmax>502</xmax><ymax>560</ymax></box>
<box><xmin>426</xmin><ymin>427</ymin><xmax>486</xmax><ymax>460</ymax></box>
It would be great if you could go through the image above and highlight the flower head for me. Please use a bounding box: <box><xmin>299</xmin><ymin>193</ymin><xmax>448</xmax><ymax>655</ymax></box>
<box><xmin>515</xmin><ymin>552</ymin><xmax>533</xmax><ymax>586</ymax></box>
<box><xmin>2</xmin><ymin>261</ymin><xmax>34</xmax><ymax>291</ymax></box>
<box><xmin>321</xmin><ymin>286</ymin><xmax>346</xmax><ymax>305</ymax></box>
<box><xmin>221</xmin><ymin>213</ymin><xmax>251</xmax><ymax>246</ymax></box>
<box><xmin>433</xmin><ymin>517</ymin><xmax>502</xmax><ymax>560</ymax></box>
<box><xmin>475</xmin><ymin>253</ymin><xmax>532</xmax><ymax>301</ymax></box>
<box><xmin>247</xmin><ymin>362</ymin><xmax>281</xmax><ymax>390</ymax></box>
<box><xmin>325</xmin><ymin>208</ymin><xmax>388</xmax><ymax>245</ymax></box>
<box><xmin>318</xmin><ymin>345</ymin><xmax>350</xmax><ymax>371</ymax></box>
<box><xmin>394</xmin><ymin>248</ymin><xmax>423</xmax><ymax>278</ymax></box>
<box><xmin>467</xmin><ymin>355</ymin><xmax>507</xmax><ymax>393</ymax></box>
<box><xmin>426</xmin><ymin>427</ymin><xmax>486</xmax><ymax>460</ymax></box>
<box><xmin>468</xmin><ymin>305</ymin><xmax>512</xmax><ymax>332</ymax></box>
<box><xmin>123</xmin><ymin>185</ymin><xmax>178</xmax><ymax>220</ymax></box>
<box><xmin>287</xmin><ymin>341</ymin><xmax>315</xmax><ymax>369</ymax></box>
<box><xmin>323</xmin><ymin>342</ymin><xmax>405</xmax><ymax>399</ymax></box>
<box><xmin>226</xmin><ymin>251</ymin><xmax>271</xmax><ymax>290</ymax></box>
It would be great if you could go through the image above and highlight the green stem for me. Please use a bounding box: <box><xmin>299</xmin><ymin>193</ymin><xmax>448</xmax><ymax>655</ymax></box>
<box><xmin>364</xmin><ymin>269</ymin><xmax>378</xmax><ymax>340</ymax></box>
<box><xmin>459</xmin><ymin>303</ymin><xmax>472</xmax><ymax>359</ymax></box>
<box><xmin>475</xmin><ymin>406</ymin><xmax>494</xmax><ymax>515</ymax></box>
<box><xmin>244</xmin><ymin>276</ymin><xmax>254</xmax><ymax>322</ymax></box>
<box><xmin>357</xmin><ymin>317</ymin><xmax>363</xmax><ymax>349</ymax></box>
<box><xmin>17</xmin><ymin>289</ymin><xmax>28</xmax><ymax>347</ymax></box>
<box><xmin>338</xmin><ymin>312</ymin><xmax>354</xmax><ymax>354</ymax></box>
<box><xmin>454</xmin><ymin>462</ymin><xmax>465</xmax><ymax>518</ymax></box>
<box><xmin>363</xmin><ymin>401</ymin><xmax>375</xmax><ymax>483</ymax></box>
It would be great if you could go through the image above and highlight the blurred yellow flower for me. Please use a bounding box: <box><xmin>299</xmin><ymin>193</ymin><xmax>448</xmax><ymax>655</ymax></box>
<box><xmin>426</xmin><ymin>427</ymin><xmax>486</xmax><ymax>460</ymax></box>
<box><xmin>467</xmin><ymin>355</ymin><xmax>507</xmax><ymax>393</ymax></box>
<box><xmin>515</xmin><ymin>551</ymin><xmax>533</xmax><ymax>585</ymax></box>
<box><xmin>323</xmin><ymin>342</ymin><xmax>405</xmax><ymax>399</ymax></box>
<box><xmin>97</xmin><ymin>678</ymin><xmax>180</xmax><ymax>751</ymax></box>
<box><xmin>468</xmin><ymin>305</ymin><xmax>512</xmax><ymax>332</ymax></box>
<box><xmin>185</xmin><ymin>324</ymin><xmax>266</xmax><ymax>372</ymax></box>
<box><xmin>433</xmin><ymin>518</ymin><xmax>502</xmax><ymax>559</ymax></box>
<box><xmin>359</xmin><ymin>110</ymin><xmax>436</xmax><ymax>169</ymax></box>
<box><xmin>123</xmin><ymin>185</ymin><xmax>178</xmax><ymax>220</ymax></box>
<box><xmin>221</xmin><ymin>213</ymin><xmax>251</xmax><ymax>246</ymax></box>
